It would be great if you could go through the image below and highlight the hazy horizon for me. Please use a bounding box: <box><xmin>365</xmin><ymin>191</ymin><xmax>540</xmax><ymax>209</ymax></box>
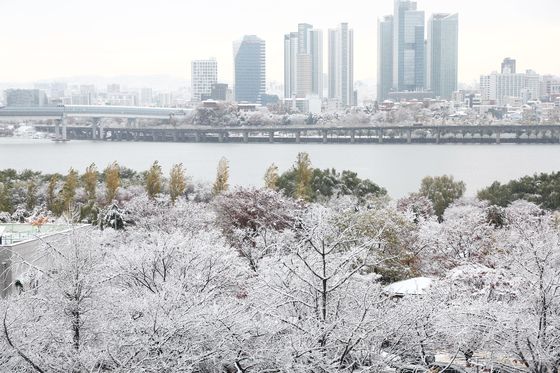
<box><xmin>1</xmin><ymin>0</ymin><xmax>559</xmax><ymax>86</ymax></box>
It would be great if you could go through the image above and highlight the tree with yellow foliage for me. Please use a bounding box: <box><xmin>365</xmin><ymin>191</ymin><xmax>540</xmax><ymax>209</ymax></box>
<box><xmin>294</xmin><ymin>152</ymin><xmax>313</xmax><ymax>201</ymax></box>
<box><xmin>61</xmin><ymin>168</ymin><xmax>79</xmax><ymax>212</ymax></box>
<box><xmin>212</xmin><ymin>157</ymin><xmax>229</xmax><ymax>196</ymax></box>
<box><xmin>104</xmin><ymin>162</ymin><xmax>120</xmax><ymax>204</ymax></box>
<box><xmin>169</xmin><ymin>163</ymin><xmax>187</xmax><ymax>204</ymax></box>
<box><xmin>264</xmin><ymin>163</ymin><xmax>279</xmax><ymax>191</ymax></box>
<box><xmin>145</xmin><ymin>161</ymin><xmax>163</xmax><ymax>200</ymax></box>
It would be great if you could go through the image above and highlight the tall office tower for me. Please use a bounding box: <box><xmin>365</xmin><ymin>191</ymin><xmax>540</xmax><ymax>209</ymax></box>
<box><xmin>427</xmin><ymin>13</ymin><xmax>458</xmax><ymax>99</ymax></box>
<box><xmin>328</xmin><ymin>23</ymin><xmax>354</xmax><ymax>107</ymax></box>
<box><xmin>298</xmin><ymin>23</ymin><xmax>313</xmax><ymax>54</ymax></box>
<box><xmin>284</xmin><ymin>24</ymin><xmax>323</xmax><ymax>99</ymax></box>
<box><xmin>284</xmin><ymin>32</ymin><xmax>299</xmax><ymax>99</ymax></box>
<box><xmin>392</xmin><ymin>0</ymin><xmax>425</xmax><ymax>92</ymax></box>
<box><xmin>191</xmin><ymin>59</ymin><xmax>218</xmax><ymax>101</ymax></box>
<box><xmin>309</xmin><ymin>29</ymin><xmax>324</xmax><ymax>97</ymax></box>
<box><xmin>501</xmin><ymin>58</ymin><xmax>517</xmax><ymax>74</ymax></box>
<box><xmin>377</xmin><ymin>15</ymin><xmax>394</xmax><ymax>101</ymax></box>
<box><xmin>296</xmin><ymin>54</ymin><xmax>313</xmax><ymax>97</ymax></box>
<box><xmin>233</xmin><ymin>35</ymin><xmax>266</xmax><ymax>104</ymax></box>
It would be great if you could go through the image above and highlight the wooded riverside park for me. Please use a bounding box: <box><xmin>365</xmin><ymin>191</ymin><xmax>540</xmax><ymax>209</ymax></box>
<box><xmin>0</xmin><ymin>154</ymin><xmax>559</xmax><ymax>371</ymax></box>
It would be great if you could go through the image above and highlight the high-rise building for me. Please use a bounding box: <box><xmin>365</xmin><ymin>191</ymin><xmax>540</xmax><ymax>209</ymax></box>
<box><xmin>296</xmin><ymin>54</ymin><xmax>313</xmax><ymax>97</ymax></box>
<box><xmin>234</xmin><ymin>35</ymin><xmax>266</xmax><ymax>104</ymax></box>
<box><xmin>5</xmin><ymin>89</ymin><xmax>47</xmax><ymax>107</ymax></box>
<box><xmin>191</xmin><ymin>59</ymin><xmax>218</xmax><ymax>101</ymax></box>
<box><xmin>309</xmin><ymin>29</ymin><xmax>324</xmax><ymax>98</ymax></box>
<box><xmin>328</xmin><ymin>23</ymin><xmax>354</xmax><ymax>107</ymax></box>
<box><xmin>427</xmin><ymin>13</ymin><xmax>458</xmax><ymax>99</ymax></box>
<box><xmin>377</xmin><ymin>15</ymin><xmax>394</xmax><ymax>101</ymax></box>
<box><xmin>284</xmin><ymin>32</ymin><xmax>299</xmax><ymax>99</ymax></box>
<box><xmin>298</xmin><ymin>23</ymin><xmax>313</xmax><ymax>54</ymax></box>
<box><xmin>480</xmin><ymin>65</ymin><xmax>540</xmax><ymax>105</ymax></box>
<box><xmin>79</xmin><ymin>85</ymin><xmax>97</xmax><ymax>105</ymax></box>
<box><xmin>392</xmin><ymin>0</ymin><xmax>425</xmax><ymax>92</ymax></box>
<box><xmin>501</xmin><ymin>58</ymin><xmax>517</xmax><ymax>74</ymax></box>
<box><xmin>284</xmin><ymin>24</ymin><xmax>323</xmax><ymax>99</ymax></box>
<box><xmin>140</xmin><ymin>88</ymin><xmax>153</xmax><ymax>106</ymax></box>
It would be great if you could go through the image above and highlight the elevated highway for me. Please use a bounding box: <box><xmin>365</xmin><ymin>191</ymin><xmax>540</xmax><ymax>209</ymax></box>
<box><xmin>32</xmin><ymin>124</ymin><xmax>560</xmax><ymax>144</ymax></box>
<box><xmin>0</xmin><ymin>105</ymin><xmax>192</xmax><ymax>140</ymax></box>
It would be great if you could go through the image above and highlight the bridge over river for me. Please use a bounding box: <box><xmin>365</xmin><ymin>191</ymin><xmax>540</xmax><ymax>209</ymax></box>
<box><xmin>32</xmin><ymin>124</ymin><xmax>560</xmax><ymax>144</ymax></box>
<box><xmin>1</xmin><ymin>106</ymin><xmax>559</xmax><ymax>144</ymax></box>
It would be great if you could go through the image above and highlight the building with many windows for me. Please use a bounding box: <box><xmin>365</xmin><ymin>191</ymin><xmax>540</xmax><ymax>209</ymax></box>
<box><xmin>427</xmin><ymin>13</ymin><xmax>458</xmax><ymax>99</ymax></box>
<box><xmin>284</xmin><ymin>32</ymin><xmax>299</xmax><ymax>99</ymax></box>
<box><xmin>377</xmin><ymin>15</ymin><xmax>394</xmax><ymax>101</ymax></box>
<box><xmin>4</xmin><ymin>89</ymin><xmax>47</xmax><ymax>107</ymax></box>
<box><xmin>392</xmin><ymin>0</ymin><xmax>425</xmax><ymax>92</ymax></box>
<box><xmin>284</xmin><ymin>24</ymin><xmax>323</xmax><ymax>99</ymax></box>
<box><xmin>480</xmin><ymin>64</ymin><xmax>540</xmax><ymax>106</ymax></box>
<box><xmin>233</xmin><ymin>35</ymin><xmax>266</xmax><ymax>104</ymax></box>
<box><xmin>540</xmin><ymin>75</ymin><xmax>560</xmax><ymax>100</ymax></box>
<box><xmin>191</xmin><ymin>59</ymin><xmax>218</xmax><ymax>101</ymax></box>
<box><xmin>501</xmin><ymin>58</ymin><xmax>517</xmax><ymax>74</ymax></box>
<box><xmin>328</xmin><ymin>23</ymin><xmax>354</xmax><ymax>107</ymax></box>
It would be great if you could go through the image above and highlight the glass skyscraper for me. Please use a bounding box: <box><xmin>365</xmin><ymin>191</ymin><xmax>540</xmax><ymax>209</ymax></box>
<box><xmin>233</xmin><ymin>35</ymin><xmax>266</xmax><ymax>104</ymax></box>
<box><xmin>427</xmin><ymin>13</ymin><xmax>459</xmax><ymax>99</ymax></box>
<box><xmin>377</xmin><ymin>15</ymin><xmax>394</xmax><ymax>101</ymax></box>
<box><xmin>392</xmin><ymin>0</ymin><xmax>425</xmax><ymax>92</ymax></box>
<box><xmin>328</xmin><ymin>23</ymin><xmax>354</xmax><ymax>107</ymax></box>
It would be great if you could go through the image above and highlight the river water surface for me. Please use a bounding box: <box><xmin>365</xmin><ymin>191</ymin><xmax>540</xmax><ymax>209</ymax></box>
<box><xmin>1</xmin><ymin>138</ymin><xmax>559</xmax><ymax>198</ymax></box>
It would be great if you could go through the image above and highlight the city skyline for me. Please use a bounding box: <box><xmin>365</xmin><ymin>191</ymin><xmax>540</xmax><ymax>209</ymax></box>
<box><xmin>0</xmin><ymin>0</ymin><xmax>558</xmax><ymax>86</ymax></box>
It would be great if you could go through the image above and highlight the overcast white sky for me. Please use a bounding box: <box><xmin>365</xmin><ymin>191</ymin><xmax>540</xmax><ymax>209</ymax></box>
<box><xmin>0</xmin><ymin>0</ymin><xmax>558</xmax><ymax>85</ymax></box>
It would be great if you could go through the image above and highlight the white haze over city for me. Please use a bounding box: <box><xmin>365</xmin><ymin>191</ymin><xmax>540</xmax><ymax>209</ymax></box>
<box><xmin>0</xmin><ymin>0</ymin><xmax>559</xmax><ymax>85</ymax></box>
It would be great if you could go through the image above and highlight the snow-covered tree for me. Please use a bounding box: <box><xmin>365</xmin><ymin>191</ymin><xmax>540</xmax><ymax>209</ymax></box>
<box><xmin>416</xmin><ymin>200</ymin><xmax>497</xmax><ymax>274</ymax></box>
<box><xmin>250</xmin><ymin>205</ymin><xmax>390</xmax><ymax>370</ymax></box>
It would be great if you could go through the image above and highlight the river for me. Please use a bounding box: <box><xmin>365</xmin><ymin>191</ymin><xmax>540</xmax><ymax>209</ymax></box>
<box><xmin>1</xmin><ymin>138</ymin><xmax>559</xmax><ymax>198</ymax></box>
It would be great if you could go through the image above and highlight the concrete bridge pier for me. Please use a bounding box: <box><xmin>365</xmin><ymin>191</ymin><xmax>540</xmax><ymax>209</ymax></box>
<box><xmin>218</xmin><ymin>132</ymin><xmax>224</xmax><ymax>143</ymax></box>
<box><xmin>378</xmin><ymin>129</ymin><xmax>383</xmax><ymax>144</ymax></box>
<box><xmin>269</xmin><ymin>131</ymin><xmax>275</xmax><ymax>143</ymax></box>
<box><xmin>406</xmin><ymin>129</ymin><xmax>412</xmax><ymax>144</ymax></box>
<box><xmin>92</xmin><ymin>118</ymin><xmax>101</xmax><ymax>140</ymax></box>
<box><xmin>350</xmin><ymin>130</ymin><xmax>355</xmax><ymax>144</ymax></box>
<box><xmin>243</xmin><ymin>131</ymin><xmax>249</xmax><ymax>143</ymax></box>
<box><xmin>54</xmin><ymin>120</ymin><xmax>61</xmax><ymax>140</ymax></box>
<box><xmin>61</xmin><ymin>118</ymin><xmax>67</xmax><ymax>141</ymax></box>
<box><xmin>295</xmin><ymin>131</ymin><xmax>301</xmax><ymax>144</ymax></box>
<box><xmin>322</xmin><ymin>130</ymin><xmax>328</xmax><ymax>144</ymax></box>
<box><xmin>496</xmin><ymin>130</ymin><xmax>501</xmax><ymax>144</ymax></box>
<box><xmin>436</xmin><ymin>130</ymin><xmax>441</xmax><ymax>144</ymax></box>
<box><xmin>194</xmin><ymin>132</ymin><xmax>200</xmax><ymax>142</ymax></box>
